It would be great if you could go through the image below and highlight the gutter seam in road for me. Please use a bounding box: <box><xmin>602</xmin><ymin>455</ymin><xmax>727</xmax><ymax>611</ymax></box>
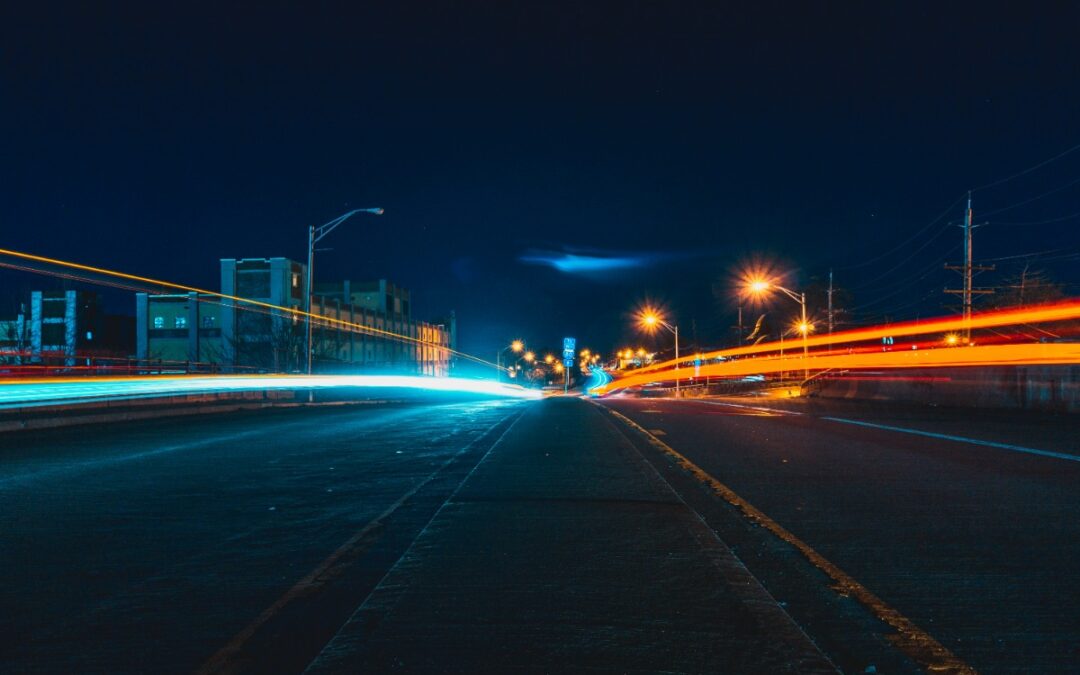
<box><xmin>300</xmin><ymin>408</ymin><xmax>529</xmax><ymax>674</ymax></box>
<box><xmin>599</xmin><ymin>403</ymin><xmax>976</xmax><ymax>675</ymax></box>
<box><xmin>197</xmin><ymin>407</ymin><xmax>527</xmax><ymax>675</ymax></box>
<box><xmin>590</xmin><ymin>400</ymin><xmax>839</xmax><ymax>673</ymax></box>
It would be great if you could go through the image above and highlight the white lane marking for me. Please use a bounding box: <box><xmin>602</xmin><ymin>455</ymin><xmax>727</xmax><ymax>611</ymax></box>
<box><xmin>822</xmin><ymin>416</ymin><xmax>1080</xmax><ymax>463</ymax></box>
<box><xmin>693</xmin><ymin>400</ymin><xmax>803</xmax><ymax>416</ymax></box>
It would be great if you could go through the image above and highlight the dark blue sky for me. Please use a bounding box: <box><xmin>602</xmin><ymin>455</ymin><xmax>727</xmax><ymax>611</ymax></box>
<box><xmin>3</xmin><ymin>2</ymin><xmax>1079</xmax><ymax>361</ymax></box>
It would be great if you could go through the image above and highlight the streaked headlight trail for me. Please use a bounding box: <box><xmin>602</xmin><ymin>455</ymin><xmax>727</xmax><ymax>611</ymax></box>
<box><xmin>596</xmin><ymin>300</ymin><xmax>1080</xmax><ymax>395</ymax></box>
<box><xmin>0</xmin><ymin>374</ymin><xmax>542</xmax><ymax>409</ymax></box>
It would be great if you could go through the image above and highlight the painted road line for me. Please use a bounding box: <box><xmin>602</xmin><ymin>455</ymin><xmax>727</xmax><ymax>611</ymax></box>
<box><xmin>603</xmin><ymin>406</ymin><xmax>975</xmax><ymax>675</ymax></box>
<box><xmin>691</xmin><ymin>400</ymin><xmax>804</xmax><ymax>416</ymax></box>
<box><xmin>822</xmin><ymin>416</ymin><xmax>1080</xmax><ymax>463</ymax></box>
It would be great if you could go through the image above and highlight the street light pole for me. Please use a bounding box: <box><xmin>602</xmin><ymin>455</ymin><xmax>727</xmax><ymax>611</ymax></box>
<box><xmin>747</xmin><ymin>280</ymin><xmax>810</xmax><ymax>382</ymax></box>
<box><xmin>496</xmin><ymin>340</ymin><xmax>525</xmax><ymax>383</ymax></box>
<box><xmin>305</xmin><ymin>208</ymin><xmax>384</xmax><ymax>377</ymax></box>
<box><xmin>799</xmin><ymin>291</ymin><xmax>808</xmax><ymax>381</ymax></box>
<box><xmin>637</xmin><ymin>309</ymin><xmax>680</xmax><ymax>398</ymax></box>
<box><xmin>673</xmin><ymin>323</ymin><xmax>680</xmax><ymax>398</ymax></box>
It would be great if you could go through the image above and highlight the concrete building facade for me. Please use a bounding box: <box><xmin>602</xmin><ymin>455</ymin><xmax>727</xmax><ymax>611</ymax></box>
<box><xmin>137</xmin><ymin>257</ymin><xmax>454</xmax><ymax>375</ymax></box>
<box><xmin>1</xmin><ymin>291</ymin><xmax>132</xmax><ymax>367</ymax></box>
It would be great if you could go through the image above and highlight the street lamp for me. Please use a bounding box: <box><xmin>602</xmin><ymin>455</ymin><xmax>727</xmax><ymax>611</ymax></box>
<box><xmin>496</xmin><ymin>339</ymin><xmax>525</xmax><ymax>381</ymax></box>
<box><xmin>638</xmin><ymin>309</ymin><xmax>680</xmax><ymax>397</ymax></box>
<box><xmin>306</xmin><ymin>208</ymin><xmax>384</xmax><ymax>376</ymax></box>
<box><xmin>747</xmin><ymin>279</ymin><xmax>810</xmax><ymax>381</ymax></box>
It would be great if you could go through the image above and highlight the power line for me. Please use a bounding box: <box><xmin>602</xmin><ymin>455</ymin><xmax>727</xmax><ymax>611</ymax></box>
<box><xmin>969</xmin><ymin>140</ymin><xmax>1080</xmax><ymax>193</ymax></box>
<box><xmin>847</xmin><ymin>251</ymin><xmax>957</xmax><ymax>313</ymax></box>
<box><xmin>981</xmin><ymin>246</ymin><xmax>1079</xmax><ymax>263</ymax></box>
<box><xmin>834</xmin><ymin>192</ymin><xmax>967</xmax><ymax>271</ymax></box>
<box><xmin>993</xmin><ymin>209</ymin><xmax>1080</xmax><ymax>226</ymax></box>
<box><xmin>844</xmin><ymin>225</ymin><xmax>956</xmax><ymax>293</ymax></box>
<box><xmin>978</xmin><ymin>173</ymin><xmax>1080</xmax><ymax>217</ymax></box>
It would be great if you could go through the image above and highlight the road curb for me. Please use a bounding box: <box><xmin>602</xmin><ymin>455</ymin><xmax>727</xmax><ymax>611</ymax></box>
<box><xmin>0</xmin><ymin>391</ymin><xmax>387</xmax><ymax>434</ymax></box>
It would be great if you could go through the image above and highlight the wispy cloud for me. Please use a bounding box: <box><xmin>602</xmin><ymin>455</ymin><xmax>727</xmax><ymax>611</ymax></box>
<box><xmin>519</xmin><ymin>247</ymin><xmax>706</xmax><ymax>277</ymax></box>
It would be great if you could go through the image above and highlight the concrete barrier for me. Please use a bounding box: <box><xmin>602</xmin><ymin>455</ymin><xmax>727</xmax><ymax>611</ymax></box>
<box><xmin>811</xmin><ymin>366</ymin><xmax>1080</xmax><ymax>413</ymax></box>
<box><xmin>0</xmin><ymin>390</ymin><xmax>301</xmax><ymax>433</ymax></box>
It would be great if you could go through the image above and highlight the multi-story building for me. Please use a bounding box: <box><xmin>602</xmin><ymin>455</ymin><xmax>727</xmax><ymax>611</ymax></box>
<box><xmin>137</xmin><ymin>258</ymin><xmax>454</xmax><ymax>375</ymax></box>
<box><xmin>0</xmin><ymin>291</ymin><xmax>133</xmax><ymax>366</ymax></box>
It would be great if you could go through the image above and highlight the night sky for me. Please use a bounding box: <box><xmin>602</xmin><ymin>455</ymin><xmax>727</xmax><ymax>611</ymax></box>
<box><xmin>4</xmin><ymin>3</ymin><xmax>1080</xmax><ymax>365</ymax></box>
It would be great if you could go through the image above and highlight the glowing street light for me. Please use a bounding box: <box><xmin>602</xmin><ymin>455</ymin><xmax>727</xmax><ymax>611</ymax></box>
<box><xmin>746</xmin><ymin>278</ymin><xmax>810</xmax><ymax>381</ymax></box>
<box><xmin>944</xmin><ymin>333</ymin><xmax>960</xmax><ymax>346</ymax></box>
<box><xmin>524</xmin><ymin>351</ymin><xmax>535</xmax><ymax>363</ymax></box>
<box><xmin>554</xmin><ymin>363</ymin><xmax>565</xmax><ymax>374</ymax></box>
<box><xmin>497</xmin><ymin>339</ymin><xmax>526</xmax><ymax>382</ymax></box>
<box><xmin>544</xmin><ymin>354</ymin><xmax>554</xmax><ymax>364</ymax></box>
<box><xmin>637</xmin><ymin>307</ymin><xmax>681</xmax><ymax>397</ymax></box>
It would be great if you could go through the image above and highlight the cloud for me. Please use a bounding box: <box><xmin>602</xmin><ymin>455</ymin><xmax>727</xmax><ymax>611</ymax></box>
<box><xmin>519</xmin><ymin>247</ymin><xmax>705</xmax><ymax>277</ymax></box>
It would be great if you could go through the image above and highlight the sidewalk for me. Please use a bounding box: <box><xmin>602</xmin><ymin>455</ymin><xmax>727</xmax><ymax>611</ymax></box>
<box><xmin>306</xmin><ymin>397</ymin><xmax>834</xmax><ymax>673</ymax></box>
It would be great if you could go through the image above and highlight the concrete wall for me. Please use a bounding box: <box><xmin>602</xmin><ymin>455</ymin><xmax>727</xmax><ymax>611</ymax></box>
<box><xmin>812</xmin><ymin>366</ymin><xmax>1080</xmax><ymax>413</ymax></box>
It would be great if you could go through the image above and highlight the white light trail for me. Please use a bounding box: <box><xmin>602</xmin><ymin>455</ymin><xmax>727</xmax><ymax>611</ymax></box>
<box><xmin>0</xmin><ymin>375</ymin><xmax>542</xmax><ymax>409</ymax></box>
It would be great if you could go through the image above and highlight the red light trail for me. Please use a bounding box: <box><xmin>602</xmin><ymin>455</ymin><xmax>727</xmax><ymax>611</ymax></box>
<box><xmin>597</xmin><ymin>300</ymin><xmax>1080</xmax><ymax>395</ymax></box>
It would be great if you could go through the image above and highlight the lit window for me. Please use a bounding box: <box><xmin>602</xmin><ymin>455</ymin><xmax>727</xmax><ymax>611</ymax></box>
<box><xmin>292</xmin><ymin>273</ymin><xmax>300</xmax><ymax>288</ymax></box>
<box><xmin>153</xmin><ymin>316</ymin><xmax>164</xmax><ymax>329</ymax></box>
<box><xmin>202</xmin><ymin>316</ymin><xmax>215</xmax><ymax>328</ymax></box>
<box><xmin>175</xmin><ymin>316</ymin><xmax>187</xmax><ymax>328</ymax></box>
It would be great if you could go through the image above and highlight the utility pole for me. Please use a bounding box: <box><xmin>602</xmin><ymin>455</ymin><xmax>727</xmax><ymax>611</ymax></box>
<box><xmin>827</xmin><ymin>269</ymin><xmax>834</xmax><ymax>335</ymax></box>
<box><xmin>944</xmin><ymin>192</ymin><xmax>994</xmax><ymax>341</ymax></box>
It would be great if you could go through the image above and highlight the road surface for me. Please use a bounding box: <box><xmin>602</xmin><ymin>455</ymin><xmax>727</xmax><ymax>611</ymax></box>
<box><xmin>1</xmin><ymin>400</ymin><xmax>525</xmax><ymax>673</ymax></box>
<box><xmin>599</xmin><ymin>394</ymin><xmax>1080</xmax><ymax>673</ymax></box>
<box><xmin>2</xmin><ymin>394</ymin><xmax>1077</xmax><ymax>673</ymax></box>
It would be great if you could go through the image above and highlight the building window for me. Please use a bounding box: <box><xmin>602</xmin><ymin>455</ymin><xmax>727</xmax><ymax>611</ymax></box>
<box><xmin>175</xmin><ymin>316</ymin><xmax>187</xmax><ymax>328</ymax></box>
<box><xmin>292</xmin><ymin>273</ymin><xmax>300</xmax><ymax>288</ymax></box>
<box><xmin>153</xmin><ymin>316</ymin><xmax>164</xmax><ymax>329</ymax></box>
<box><xmin>202</xmin><ymin>316</ymin><xmax>215</xmax><ymax>328</ymax></box>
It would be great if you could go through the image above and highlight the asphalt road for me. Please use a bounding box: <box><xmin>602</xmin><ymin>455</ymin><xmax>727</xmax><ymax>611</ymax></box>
<box><xmin>600</xmin><ymin>395</ymin><xmax>1080</xmax><ymax>673</ymax></box>
<box><xmin>0</xmin><ymin>399</ymin><xmax>526</xmax><ymax>673</ymax></box>
<box><xmin>3</xmin><ymin>393</ymin><xmax>1077</xmax><ymax>673</ymax></box>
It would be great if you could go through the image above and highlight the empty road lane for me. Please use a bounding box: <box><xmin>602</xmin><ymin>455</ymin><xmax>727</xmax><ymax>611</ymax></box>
<box><xmin>1</xmin><ymin>399</ymin><xmax>525</xmax><ymax>673</ymax></box>
<box><xmin>599</xmin><ymin>396</ymin><xmax>1080</xmax><ymax>673</ymax></box>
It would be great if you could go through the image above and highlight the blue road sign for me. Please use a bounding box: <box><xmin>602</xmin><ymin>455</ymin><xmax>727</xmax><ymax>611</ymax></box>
<box><xmin>562</xmin><ymin>336</ymin><xmax>576</xmax><ymax>364</ymax></box>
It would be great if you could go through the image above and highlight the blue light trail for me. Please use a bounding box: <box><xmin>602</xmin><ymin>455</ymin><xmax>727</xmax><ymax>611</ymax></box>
<box><xmin>585</xmin><ymin>367</ymin><xmax>613</xmax><ymax>397</ymax></box>
<box><xmin>0</xmin><ymin>375</ymin><xmax>542</xmax><ymax>409</ymax></box>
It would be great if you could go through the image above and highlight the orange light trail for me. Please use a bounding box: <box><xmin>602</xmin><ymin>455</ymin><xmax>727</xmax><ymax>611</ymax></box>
<box><xmin>595</xmin><ymin>341</ymin><xmax>1080</xmax><ymax>395</ymax></box>
<box><xmin>625</xmin><ymin>300</ymin><xmax>1080</xmax><ymax>378</ymax></box>
<box><xmin>0</xmin><ymin>247</ymin><xmax>497</xmax><ymax>370</ymax></box>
